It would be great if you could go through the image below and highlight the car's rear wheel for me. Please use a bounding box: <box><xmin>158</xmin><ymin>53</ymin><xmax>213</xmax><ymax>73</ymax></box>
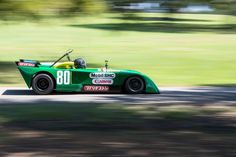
<box><xmin>125</xmin><ymin>76</ymin><xmax>145</xmax><ymax>94</ymax></box>
<box><xmin>32</xmin><ymin>74</ymin><xmax>54</xmax><ymax>95</ymax></box>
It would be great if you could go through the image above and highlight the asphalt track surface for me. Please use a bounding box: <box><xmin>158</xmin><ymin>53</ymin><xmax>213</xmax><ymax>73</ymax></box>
<box><xmin>0</xmin><ymin>87</ymin><xmax>236</xmax><ymax>105</ymax></box>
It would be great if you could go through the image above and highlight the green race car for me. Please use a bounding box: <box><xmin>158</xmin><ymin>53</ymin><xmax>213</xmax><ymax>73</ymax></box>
<box><xmin>16</xmin><ymin>50</ymin><xmax>160</xmax><ymax>95</ymax></box>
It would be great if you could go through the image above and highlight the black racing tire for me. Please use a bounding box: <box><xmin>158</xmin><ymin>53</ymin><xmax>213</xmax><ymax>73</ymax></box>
<box><xmin>125</xmin><ymin>76</ymin><xmax>145</xmax><ymax>94</ymax></box>
<box><xmin>32</xmin><ymin>74</ymin><xmax>54</xmax><ymax>95</ymax></box>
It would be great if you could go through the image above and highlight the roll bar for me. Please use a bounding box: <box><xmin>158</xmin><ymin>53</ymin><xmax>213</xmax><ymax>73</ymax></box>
<box><xmin>50</xmin><ymin>49</ymin><xmax>73</xmax><ymax>67</ymax></box>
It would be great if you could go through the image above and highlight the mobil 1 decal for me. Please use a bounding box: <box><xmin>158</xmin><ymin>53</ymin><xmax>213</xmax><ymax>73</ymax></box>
<box><xmin>89</xmin><ymin>72</ymin><xmax>116</xmax><ymax>85</ymax></box>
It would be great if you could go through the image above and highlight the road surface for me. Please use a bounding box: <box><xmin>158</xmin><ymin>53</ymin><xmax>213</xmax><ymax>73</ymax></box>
<box><xmin>0</xmin><ymin>87</ymin><xmax>236</xmax><ymax>104</ymax></box>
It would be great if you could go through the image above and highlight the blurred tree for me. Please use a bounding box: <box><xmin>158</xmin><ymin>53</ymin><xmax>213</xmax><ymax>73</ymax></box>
<box><xmin>0</xmin><ymin>0</ymin><xmax>19</xmax><ymax>19</ymax></box>
<box><xmin>108</xmin><ymin>0</ymin><xmax>236</xmax><ymax>15</ymax></box>
<box><xmin>0</xmin><ymin>0</ymin><xmax>108</xmax><ymax>20</ymax></box>
<box><xmin>158</xmin><ymin>0</ymin><xmax>186</xmax><ymax>13</ymax></box>
<box><xmin>69</xmin><ymin>0</ymin><xmax>108</xmax><ymax>14</ymax></box>
<box><xmin>159</xmin><ymin>0</ymin><xmax>236</xmax><ymax>15</ymax></box>
<box><xmin>18</xmin><ymin>0</ymin><xmax>74</xmax><ymax>15</ymax></box>
<box><xmin>210</xmin><ymin>0</ymin><xmax>236</xmax><ymax>15</ymax></box>
<box><xmin>0</xmin><ymin>0</ymin><xmax>235</xmax><ymax>20</ymax></box>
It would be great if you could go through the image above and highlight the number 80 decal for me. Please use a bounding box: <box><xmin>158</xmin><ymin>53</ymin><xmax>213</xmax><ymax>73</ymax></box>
<box><xmin>57</xmin><ymin>71</ymin><xmax>71</xmax><ymax>85</ymax></box>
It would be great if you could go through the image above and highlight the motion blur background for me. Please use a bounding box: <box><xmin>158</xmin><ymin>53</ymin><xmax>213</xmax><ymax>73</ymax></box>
<box><xmin>0</xmin><ymin>1</ymin><xmax>236</xmax><ymax>157</ymax></box>
<box><xmin>0</xmin><ymin>0</ymin><xmax>235</xmax><ymax>86</ymax></box>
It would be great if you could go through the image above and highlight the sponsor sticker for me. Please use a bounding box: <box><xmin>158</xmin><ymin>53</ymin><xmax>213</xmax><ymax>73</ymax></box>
<box><xmin>83</xmin><ymin>85</ymin><xmax>109</xmax><ymax>92</ymax></box>
<box><xmin>89</xmin><ymin>72</ymin><xmax>116</xmax><ymax>79</ymax></box>
<box><xmin>18</xmin><ymin>62</ymin><xmax>35</xmax><ymax>67</ymax></box>
<box><xmin>92</xmin><ymin>79</ymin><xmax>113</xmax><ymax>85</ymax></box>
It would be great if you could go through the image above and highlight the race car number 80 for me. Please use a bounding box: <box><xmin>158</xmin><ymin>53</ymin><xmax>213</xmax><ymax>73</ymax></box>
<box><xmin>57</xmin><ymin>71</ymin><xmax>70</xmax><ymax>85</ymax></box>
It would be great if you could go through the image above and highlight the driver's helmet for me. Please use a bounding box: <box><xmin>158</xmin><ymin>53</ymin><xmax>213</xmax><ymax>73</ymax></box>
<box><xmin>74</xmin><ymin>58</ymin><xmax>86</xmax><ymax>69</ymax></box>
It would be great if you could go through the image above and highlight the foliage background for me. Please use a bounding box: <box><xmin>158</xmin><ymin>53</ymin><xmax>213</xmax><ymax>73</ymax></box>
<box><xmin>0</xmin><ymin>0</ymin><xmax>235</xmax><ymax>86</ymax></box>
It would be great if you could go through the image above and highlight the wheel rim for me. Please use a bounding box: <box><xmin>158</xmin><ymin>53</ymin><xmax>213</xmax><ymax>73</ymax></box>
<box><xmin>128</xmin><ymin>78</ymin><xmax>144</xmax><ymax>92</ymax></box>
<box><xmin>37</xmin><ymin>78</ymin><xmax>49</xmax><ymax>91</ymax></box>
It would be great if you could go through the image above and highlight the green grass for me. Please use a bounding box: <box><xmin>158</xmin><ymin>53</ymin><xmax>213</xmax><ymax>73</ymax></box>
<box><xmin>1</xmin><ymin>103</ymin><xmax>236</xmax><ymax>157</ymax></box>
<box><xmin>0</xmin><ymin>103</ymin><xmax>220</xmax><ymax>128</ymax></box>
<box><xmin>0</xmin><ymin>13</ymin><xmax>236</xmax><ymax>86</ymax></box>
<box><xmin>0</xmin><ymin>103</ymin><xmax>235</xmax><ymax>130</ymax></box>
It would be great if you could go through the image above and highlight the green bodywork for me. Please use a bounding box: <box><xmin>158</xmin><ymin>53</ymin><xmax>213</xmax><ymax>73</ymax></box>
<box><xmin>17</xmin><ymin>63</ymin><xmax>160</xmax><ymax>94</ymax></box>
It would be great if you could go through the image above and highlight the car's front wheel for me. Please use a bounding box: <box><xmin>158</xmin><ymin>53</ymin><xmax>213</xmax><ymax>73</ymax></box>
<box><xmin>125</xmin><ymin>76</ymin><xmax>145</xmax><ymax>94</ymax></box>
<box><xmin>32</xmin><ymin>74</ymin><xmax>54</xmax><ymax>95</ymax></box>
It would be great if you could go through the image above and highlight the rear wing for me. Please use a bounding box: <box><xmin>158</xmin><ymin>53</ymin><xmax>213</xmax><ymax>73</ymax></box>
<box><xmin>15</xmin><ymin>59</ymin><xmax>40</xmax><ymax>67</ymax></box>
